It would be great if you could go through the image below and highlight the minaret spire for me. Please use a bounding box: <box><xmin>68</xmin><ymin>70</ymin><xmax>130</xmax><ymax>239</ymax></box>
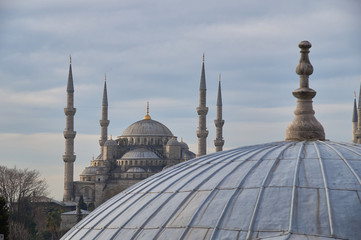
<box><xmin>196</xmin><ymin>54</ymin><xmax>208</xmax><ymax>156</ymax></box>
<box><xmin>63</xmin><ymin>56</ymin><xmax>77</xmax><ymax>202</ymax></box>
<box><xmin>214</xmin><ymin>74</ymin><xmax>224</xmax><ymax>152</ymax></box>
<box><xmin>285</xmin><ymin>41</ymin><xmax>325</xmax><ymax>141</ymax></box>
<box><xmin>99</xmin><ymin>74</ymin><xmax>110</xmax><ymax>147</ymax></box>
<box><xmin>352</xmin><ymin>91</ymin><xmax>358</xmax><ymax>143</ymax></box>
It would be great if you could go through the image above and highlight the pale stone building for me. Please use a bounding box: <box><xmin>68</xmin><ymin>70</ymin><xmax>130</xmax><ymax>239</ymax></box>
<box><xmin>62</xmin><ymin>57</ymin><xmax>224</xmax><ymax>207</ymax></box>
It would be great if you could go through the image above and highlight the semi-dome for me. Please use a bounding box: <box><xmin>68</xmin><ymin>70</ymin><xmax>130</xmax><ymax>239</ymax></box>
<box><xmin>121</xmin><ymin>119</ymin><xmax>173</xmax><ymax>137</ymax></box>
<box><xmin>61</xmin><ymin>141</ymin><xmax>361</xmax><ymax>240</ymax></box>
<box><xmin>166</xmin><ymin>137</ymin><xmax>181</xmax><ymax>146</ymax></box>
<box><xmin>121</xmin><ymin>148</ymin><xmax>160</xmax><ymax>160</ymax></box>
<box><xmin>126</xmin><ymin>167</ymin><xmax>146</xmax><ymax>173</ymax></box>
<box><xmin>104</xmin><ymin>138</ymin><xmax>117</xmax><ymax>146</ymax></box>
<box><xmin>80</xmin><ymin>166</ymin><xmax>97</xmax><ymax>176</ymax></box>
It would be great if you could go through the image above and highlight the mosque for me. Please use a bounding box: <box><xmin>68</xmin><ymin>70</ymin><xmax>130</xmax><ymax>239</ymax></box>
<box><xmin>62</xmin><ymin>41</ymin><xmax>361</xmax><ymax>239</ymax></box>
<box><xmin>62</xmin><ymin>56</ymin><xmax>225</xmax><ymax>207</ymax></box>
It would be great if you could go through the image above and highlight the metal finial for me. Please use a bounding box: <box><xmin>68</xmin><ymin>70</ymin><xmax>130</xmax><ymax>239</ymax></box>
<box><xmin>105</xmin><ymin>73</ymin><xmax>107</xmax><ymax>82</ymax></box>
<box><xmin>203</xmin><ymin>53</ymin><xmax>205</xmax><ymax>63</ymax></box>
<box><xmin>355</xmin><ymin>91</ymin><xmax>357</xmax><ymax>100</ymax></box>
<box><xmin>285</xmin><ymin>41</ymin><xmax>325</xmax><ymax>141</ymax></box>
<box><xmin>144</xmin><ymin>101</ymin><xmax>151</xmax><ymax>120</ymax></box>
<box><xmin>70</xmin><ymin>55</ymin><xmax>72</xmax><ymax>64</ymax></box>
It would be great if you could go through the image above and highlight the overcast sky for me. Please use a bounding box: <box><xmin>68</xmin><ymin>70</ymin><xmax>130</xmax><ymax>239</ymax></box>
<box><xmin>0</xmin><ymin>0</ymin><xmax>360</xmax><ymax>200</ymax></box>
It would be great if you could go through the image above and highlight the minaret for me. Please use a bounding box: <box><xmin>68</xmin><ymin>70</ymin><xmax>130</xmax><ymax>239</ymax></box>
<box><xmin>63</xmin><ymin>56</ymin><xmax>77</xmax><ymax>202</ymax></box>
<box><xmin>214</xmin><ymin>74</ymin><xmax>224</xmax><ymax>152</ymax></box>
<box><xmin>285</xmin><ymin>41</ymin><xmax>325</xmax><ymax>141</ymax></box>
<box><xmin>99</xmin><ymin>74</ymin><xmax>110</xmax><ymax>148</ymax></box>
<box><xmin>352</xmin><ymin>91</ymin><xmax>358</xmax><ymax>143</ymax></box>
<box><xmin>196</xmin><ymin>54</ymin><xmax>208</xmax><ymax>156</ymax></box>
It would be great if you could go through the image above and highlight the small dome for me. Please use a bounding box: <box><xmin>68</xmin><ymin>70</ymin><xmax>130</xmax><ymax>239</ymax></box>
<box><xmin>63</xmin><ymin>141</ymin><xmax>361</xmax><ymax>239</ymax></box>
<box><xmin>122</xmin><ymin>119</ymin><xmax>173</xmax><ymax>137</ymax></box>
<box><xmin>166</xmin><ymin>137</ymin><xmax>181</xmax><ymax>146</ymax></box>
<box><xmin>104</xmin><ymin>139</ymin><xmax>117</xmax><ymax>146</ymax></box>
<box><xmin>121</xmin><ymin>148</ymin><xmax>159</xmax><ymax>160</ymax></box>
<box><xmin>80</xmin><ymin>166</ymin><xmax>97</xmax><ymax>175</ymax></box>
<box><xmin>180</xmin><ymin>139</ymin><xmax>189</xmax><ymax>150</ymax></box>
<box><xmin>127</xmin><ymin>167</ymin><xmax>146</xmax><ymax>173</ymax></box>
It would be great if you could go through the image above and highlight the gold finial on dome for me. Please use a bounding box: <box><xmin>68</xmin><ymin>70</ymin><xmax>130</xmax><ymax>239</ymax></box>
<box><xmin>144</xmin><ymin>101</ymin><xmax>151</xmax><ymax>120</ymax></box>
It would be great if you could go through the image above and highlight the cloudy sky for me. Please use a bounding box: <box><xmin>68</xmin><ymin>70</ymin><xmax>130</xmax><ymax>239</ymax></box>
<box><xmin>0</xmin><ymin>0</ymin><xmax>360</xmax><ymax>200</ymax></box>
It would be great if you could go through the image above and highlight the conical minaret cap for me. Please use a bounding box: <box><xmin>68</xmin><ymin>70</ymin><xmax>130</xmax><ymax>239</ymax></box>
<box><xmin>102</xmin><ymin>74</ymin><xmax>108</xmax><ymax>106</ymax></box>
<box><xmin>217</xmin><ymin>74</ymin><xmax>222</xmax><ymax>106</ymax></box>
<box><xmin>353</xmin><ymin>91</ymin><xmax>358</xmax><ymax>123</ymax></box>
<box><xmin>285</xmin><ymin>41</ymin><xmax>325</xmax><ymax>141</ymax></box>
<box><xmin>200</xmin><ymin>54</ymin><xmax>206</xmax><ymax>90</ymax></box>
<box><xmin>67</xmin><ymin>56</ymin><xmax>74</xmax><ymax>93</ymax></box>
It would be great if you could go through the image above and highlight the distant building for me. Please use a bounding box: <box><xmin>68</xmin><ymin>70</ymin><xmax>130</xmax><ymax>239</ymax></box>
<box><xmin>62</xmin><ymin>56</ymin><xmax>224</xmax><ymax>207</ymax></box>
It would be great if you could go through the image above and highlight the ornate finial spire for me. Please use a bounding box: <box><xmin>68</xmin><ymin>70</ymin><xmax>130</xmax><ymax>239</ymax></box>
<box><xmin>203</xmin><ymin>53</ymin><xmax>205</xmax><ymax>63</ymax></box>
<box><xmin>144</xmin><ymin>101</ymin><xmax>151</xmax><ymax>120</ymax></box>
<box><xmin>70</xmin><ymin>55</ymin><xmax>72</xmax><ymax>64</ymax></box>
<box><xmin>285</xmin><ymin>41</ymin><xmax>325</xmax><ymax>141</ymax></box>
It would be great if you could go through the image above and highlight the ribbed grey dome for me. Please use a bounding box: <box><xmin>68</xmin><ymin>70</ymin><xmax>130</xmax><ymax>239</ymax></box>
<box><xmin>122</xmin><ymin>119</ymin><xmax>173</xmax><ymax>137</ymax></box>
<box><xmin>62</xmin><ymin>140</ymin><xmax>361</xmax><ymax>240</ymax></box>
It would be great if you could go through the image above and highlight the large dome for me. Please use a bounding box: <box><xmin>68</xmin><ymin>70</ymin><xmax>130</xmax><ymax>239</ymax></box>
<box><xmin>62</xmin><ymin>141</ymin><xmax>361</xmax><ymax>239</ymax></box>
<box><xmin>121</xmin><ymin>119</ymin><xmax>173</xmax><ymax>137</ymax></box>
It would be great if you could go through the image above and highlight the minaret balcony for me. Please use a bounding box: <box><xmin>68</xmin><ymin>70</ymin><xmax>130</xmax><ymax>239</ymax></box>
<box><xmin>64</xmin><ymin>107</ymin><xmax>76</xmax><ymax>116</ymax></box>
<box><xmin>214</xmin><ymin>139</ymin><xmax>225</xmax><ymax>146</ymax></box>
<box><xmin>63</xmin><ymin>130</ymin><xmax>76</xmax><ymax>139</ymax></box>
<box><xmin>63</xmin><ymin>154</ymin><xmax>76</xmax><ymax>162</ymax></box>
<box><xmin>196</xmin><ymin>130</ymin><xmax>209</xmax><ymax>138</ymax></box>
<box><xmin>99</xmin><ymin>120</ymin><xmax>110</xmax><ymax>127</ymax></box>
<box><xmin>214</xmin><ymin>120</ymin><xmax>225</xmax><ymax>127</ymax></box>
<box><xmin>197</xmin><ymin>107</ymin><xmax>208</xmax><ymax>115</ymax></box>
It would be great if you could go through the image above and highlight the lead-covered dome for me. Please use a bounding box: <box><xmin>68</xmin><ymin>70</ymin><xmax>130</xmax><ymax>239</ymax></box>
<box><xmin>121</xmin><ymin>119</ymin><xmax>173</xmax><ymax>137</ymax></box>
<box><xmin>62</xmin><ymin>41</ymin><xmax>361</xmax><ymax>240</ymax></box>
<box><xmin>62</xmin><ymin>141</ymin><xmax>361</xmax><ymax>240</ymax></box>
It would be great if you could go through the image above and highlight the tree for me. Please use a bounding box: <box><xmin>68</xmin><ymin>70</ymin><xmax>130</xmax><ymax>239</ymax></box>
<box><xmin>78</xmin><ymin>195</ymin><xmax>87</xmax><ymax>211</ymax></box>
<box><xmin>0</xmin><ymin>196</ymin><xmax>9</xmax><ymax>240</ymax></box>
<box><xmin>46</xmin><ymin>209</ymin><xmax>61</xmax><ymax>240</ymax></box>
<box><xmin>0</xmin><ymin>165</ymin><xmax>49</xmax><ymax>239</ymax></box>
